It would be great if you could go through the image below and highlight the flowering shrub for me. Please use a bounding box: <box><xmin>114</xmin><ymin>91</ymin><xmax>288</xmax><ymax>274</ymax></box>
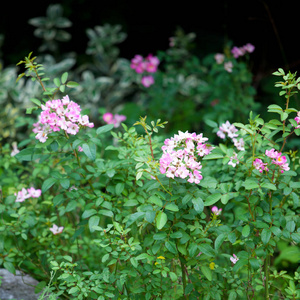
<box><xmin>1</xmin><ymin>52</ymin><xmax>300</xmax><ymax>300</ymax></box>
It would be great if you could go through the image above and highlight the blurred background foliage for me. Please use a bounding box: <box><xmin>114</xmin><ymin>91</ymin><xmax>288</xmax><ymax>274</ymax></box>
<box><xmin>0</xmin><ymin>3</ymin><xmax>299</xmax><ymax>145</ymax></box>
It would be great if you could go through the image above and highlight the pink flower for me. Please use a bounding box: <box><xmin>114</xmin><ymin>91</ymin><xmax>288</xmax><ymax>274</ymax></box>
<box><xmin>102</xmin><ymin>112</ymin><xmax>127</xmax><ymax>128</ymax></box>
<box><xmin>159</xmin><ymin>130</ymin><xmax>211</xmax><ymax>184</ymax></box>
<box><xmin>141</xmin><ymin>75</ymin><xmax>155</xmax><ymax>88</ymax></box>
<box><xmin>15</xmin><ymin>188</ymin><xmax>30</xmax><ymax>202</ymax></box>
<box><xmin>103</xmin><ymin>112</ymin><xmax>114</xmax><ymax>124</ymax></box>
<box><xmin>27</xmin><ymin>187</ymin><xmax>42</xmax><ymax>198</ymax></box>
<box><xmin>224</xmin><ymin>61</ymin><xmax>233</xmax><ymax>73</ymax></box>
<box><xmin>228</xmin><ymin>152</ymin><xmax>239</xmax><ymax>168</ymax></box>
<box><xmin>211</xmin><ymin>206</ymin><xmax>222</xmax><ymax>215</ymax></box>
<box><xmin>230</xmin><ymin>254</ymin><xmax>239</xmax><ymax>264</ymax></box>
<box><xmin>253</xmin><ymin>158</ymin><xmax>269</xmax><ymax>173</ymax></box>
<box><xmin>265</xmin><ymin>148</ymin><xmax>290</xmax><ymax>173</ymax></box>
<box><xmin>232</xmin><ymin>138</ymin><xmax>245</xmax><ymax>151</ymax></box>
<box><xmin>243</xmin><ymin>43</ymin><xmax>255</xmax><ymax>53</ymax></box>
<box><xmin>49</xmin><ymin>224</ymin><xmax>64</xmax><ymax>235</ymax></box>
<box><xmin>214</xmin><ymin>53</ymin><xmax>225</xmax><ymax>64</ymax></box>
<box><xmin>11</xmin><ymin>142</ymin><xmax>20</xmax><ymax>157</ymax></box>
<box><xmin>33</xmin><ymin>96</ymin><xmax>94</xmax><ymax>142</ymax></box>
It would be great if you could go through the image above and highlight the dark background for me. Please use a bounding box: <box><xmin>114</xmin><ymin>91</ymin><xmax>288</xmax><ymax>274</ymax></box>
<box><xmin>1</xmin><ymin>0</ymin><xmax>299</xmax><ymax>82</ymax></box>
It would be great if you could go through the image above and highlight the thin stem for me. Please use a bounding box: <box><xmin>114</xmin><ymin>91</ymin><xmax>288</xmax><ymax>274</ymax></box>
<box><xmin>264</xmin><ymin>254</ymin><xmax>270</xmax><ymax>300</ymax></box>
<box><xmin>179</xmin><ymin>255</ymin><xmax>188</xmax><ymax>300</ymax></box>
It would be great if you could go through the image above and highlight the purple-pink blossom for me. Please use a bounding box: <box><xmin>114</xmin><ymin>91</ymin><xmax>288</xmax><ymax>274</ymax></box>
<box><xmin>141</xmin><ymin>75</ymin><xmax>155</xmax><ymax>88</ymax></box>
<box><xmin>211</xmin><ymin>206</ymin><xmax>222</xmax><ymax>215</ymax></box>
<box><xmin>265</xmin><ymin>148</ymin><xmax>290</xmax><ymax>173</ymax></box>
<box><xmin>159</xmin><ymin>131</ymin><xmax>214</xmax><ymax>184</ymax></box>
<box><xmin>253</xmin><ymin>158</ymin><xmax>269</xmax><ymax>173</ymax></box>
<box><xmin>231</xmin><ymin>43</ymin><xmax>255</xmax><ymax>58</ymax></box>
<box><xmin>103</xmin><ymin>112</ymin><xmax>126</xmax><ymax>128</ymax></box>
<box><xmin>214</xmin><ymin>53</ymin><xmax>225</xmax><ymax>64</ymax></box>
<box><xmin>33</xmin><ymin>95</ymin><xmax>94</xmax><ymax>143</ymax></box>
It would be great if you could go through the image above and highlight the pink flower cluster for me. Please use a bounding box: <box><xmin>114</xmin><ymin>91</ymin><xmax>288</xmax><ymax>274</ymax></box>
<box><xmin>214</xmin><ymin>53</ymin><xmax>233</xmax><ymax>73</ymax></box>
<box><xmin>103</xmin><ymin>112</ymin><xmax>126</xmax><ymax>128</ymax></box>
<box><xmin>217</xmin><ymin>121</ymin><xmax>245</xmax><ymax>152</ymax></box>
<box><xmin>159</xmin><ymin>131</ymin><xmax>214</xmax><ymax>184</ymax></box>
<box><xmin>253</xmin><ymin>158</ymin><xmax>269</xmax><ymax>173</ymax></box>
<box><xmin>265</xmin><ymin>149</ymin><xmax>290</xmax><ymax>173</ymax></box>
<box><xmin>130</xmin><ymin>54</ymin><xmax>160</xmax><ymax>88</ymax></box>
<box><xmin>15</xmin><ymin>187</ymin><xmax>41</xmax><ymax>202</ymax></box>
<box><xmin>33</xmin><ymin>95</ymin><xmax>94</xmax><ymax>143</ymax></box>
<box><xmin>231</xmin><ymin>43</ymin><xmax>255</xmax><ymax>58</ymax></box>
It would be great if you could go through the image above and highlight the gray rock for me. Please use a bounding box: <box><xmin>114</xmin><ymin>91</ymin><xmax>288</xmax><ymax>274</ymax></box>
<box><xmin>0</xmin><ymin>268</ymin><xmax>42</xmax><ymax>300</ymax></box>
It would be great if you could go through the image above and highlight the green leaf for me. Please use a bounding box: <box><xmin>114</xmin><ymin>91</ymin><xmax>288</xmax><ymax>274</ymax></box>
<box><xmin>61</xmin><ymin>72</ymin><xmax>68</xmax><ymax>84</ymax></box>
<box><xmin>115</xmin><ymin>183</ymin><xmax>124</xmax><ymax>196</ymax></box>
<box><xmin>243</xmin><ymin>179</ymin><xmax>259</xmax><ymax>190</ymax></box>
<box><xmin>30</xmin><ymin>98</ymin><xmax>41</xmax><ymax>106</ymax></box>
<box><xmin>130</xmin><ymin>257</ymin><xmax>138</xmax><ymax>268</ymax></box>
<box><xmin>165</xmin><ymin>241</ymin><xmax>177</xmax><ymax>254</ymax></box>
<box><xmin>66</xmin><ymin>81</ymin><xmax>79</xmax><ymax>88</ymax></box>
<box><xmin>200</xmin><ymin>266</ymin><xmax>212</xmax><ymax>281</ymax></box>
<box><xmin>60</xmin><ymin>178</ymin><xmax>70</xmax><ymax>189</ymax></box>
<box><xmin>261</xmin><ymin>228</ymin><xmax>271</xmax><ymax>244</ymax></box>
<box><xmin>165</xmin><ymin>203</ymin><xmax>179</xmax><ymax>212</ymax></box>
<box><xmin>156</xmin><ymin>211</ymin><xmax>167</xmax><ymax>230</ymax></box>
<box><xmin>82</xmin><ymin>143</ymin><xmax>96</xmax><ymax>161</ymax></box>
<box><xmin>192</xmin><ymin>197</ymin><xmax>204</xmax><ymax>213</ymax></box>
<box><xmin>214</xmin><ymin>233</ymin><xmax>226</xmax><ymax>251</ymax></box>
<box><xmin>198</xmin><ymin>244</ymin><xmax>215</xmax><ymax>257</ymax></box>
<box><xmin>126</xmin><ymin>212</ymin><xmax>145</xmax><ymax>227</ymax></box>
<box><xmin>204</xmin><ymin>193</ymin><xmax>221</xmax><ymax>206</ymax></box>
<box><xmin>242</xmin><ymin>225</ymin><xmax>250</xmax><ymax>237</ymax></box>
<box><xmin>261</xmin><ymin>182</ymin><xmax>277</xmax><ymax>190</ymax></box>
<box><xmin>96</xmin><ymin>124</ymin><xmax>114</xmax><ymax>135</ymax></box>
<box><xmin>82</xmin><ymin>209</ymin><xmax>97</xmax><ymax>219</ymax></box>
<box><xmin>42</xmin><ymin>178</ymin><xmax>57</xmax><ymax>192</ymax></box>
<box><xmin>89</xmin><ymin>215</ymin><xmax>100</xmax><ymax>232</ymax></box>
<box><xmin>149</xmin><ymin>195</ymin><xmax>163</xmax><ymax>207</ymax></box>
<box><xmin>53</xmin><ymin>77</ymin><xmax>60</xmax><ymax>87</ymax></box>
<box><xmin>4</xmin><ymin>262</ymin><xmax>16</xmax><ymax>274</ymax></box>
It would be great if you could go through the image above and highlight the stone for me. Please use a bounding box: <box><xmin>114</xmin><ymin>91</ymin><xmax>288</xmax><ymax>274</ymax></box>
<box><xmin>0</xmin><ymin>268</ymin><xmax>42</xmax><ymax>300</ymax></box>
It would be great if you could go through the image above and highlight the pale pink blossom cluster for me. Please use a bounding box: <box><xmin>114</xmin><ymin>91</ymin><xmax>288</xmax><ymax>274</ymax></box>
<box><xmin>228</xmin><ymin>152</ymin><xmax>240</xmax><ymax>168</ymax></box>
<box><xmin>217</xmin><ymin>121</ymin><xmax>245</xmax><ymax>151</ymax></box>
<box><xmin>49</xmin><ymin>224</ymin><xmax>64</xmax><ymax>235</ymax></box>
<box><xmin>159</xmin><ymin>131</ymin><xmax>214</xmax><ymax>184</ymax></box>
<box><xmin>230</xmin><ymin>254</ymin><xmax>239</xmax><ymax>264</ymax></box>
<box><xmin>214</xmin><ymin>54</ymin><xmax>233</xmax><ymax>73</ymax></box>
<box><xmin>33</xmin><ymin>95</ymin><xmax>94</xmax><ymax>143</ymax></box>
<box><xmin>217</xmin><ymin>121</ymin><xmax>238</xmax><ymax>140</ymax></box>
<box><xmin>102</xmin><ymin>112</ymin><xmax>126</xmax><ymax>128</ymax></box>
<box><xmin>15</xmin><ymin>187</ymin><xmax>42</xmax><ymax>202</ymax></box>
<box><xmin>211</xmin><ymin>206</ymin><xmax>222</xmax><ymax>215</ymax></box>
<box><xmin>130</xmin><ymin>54</ymin><xmax>160</xmax><ymax>87</ymax></box>
<box><xmin>265</xmin><ymin>149</ymin><xmax>290</xmax><ymax>173</ymax></box>
<box><xmin>253</xmin><ymin>158</ymin><xmax>269</xmax><ymax>173</ymax></box>
<box><xmin>231</xmin><ymin>43</ymin><xmax>255</xmax><ymax>58</ymax></box>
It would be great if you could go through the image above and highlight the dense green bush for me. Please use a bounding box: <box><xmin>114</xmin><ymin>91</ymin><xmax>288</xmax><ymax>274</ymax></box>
<box><xmin>1</xmin><ymin>4</ymin><xmax>300</xmax><ymax>300</ymax></box>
